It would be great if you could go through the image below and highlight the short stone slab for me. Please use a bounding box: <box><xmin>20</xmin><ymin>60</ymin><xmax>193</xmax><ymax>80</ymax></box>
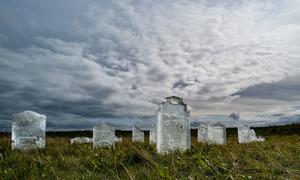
<box><xmin>11</xmin><ymin>110</ymin><xmax>46</xmax><ymax>150</ymax></box>
<box><xmin>197</xmin><ymin>124</ymin><xmax>208</xmax><ymax>143</ymax></box>
<box><xmin>207</xmin><ymin>122</ymin><xmax>226</xmax><ymax>145</ymax></box>
<box><xmin>132</xmin><ymin>126</ymin><xmax>144</xmax><ymax>142</ymax></box>
<box><xmin>249</xmin><ymin>129</ymin><xmax>265</xmax><ymax>142</ymax></box>
<box><xmin>93</xmin><ymin>122</ymin><xmax>116</xmax><ymax>148</ymax></box>
<box><xmin>238</xmin><ymin>125</ymin><xmax>251</xmax><ymax>144</ymax></box>
<box><xmin>71</xmin><ymin>137</ymin><xmax>92</xmax><ymax>144</ymax></box>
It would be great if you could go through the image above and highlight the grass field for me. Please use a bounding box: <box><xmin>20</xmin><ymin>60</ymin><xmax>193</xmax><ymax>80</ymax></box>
<box><xmin>0</xmin><ymin>125</ymin><xmax>299</xmax><ymax>179</ymax></box>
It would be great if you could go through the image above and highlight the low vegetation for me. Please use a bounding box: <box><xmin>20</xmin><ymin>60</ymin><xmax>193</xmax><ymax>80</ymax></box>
<box><xmin>0</xmin><ymin>125</ymin><xmax>299</xmax><ymax>179</ymax></box>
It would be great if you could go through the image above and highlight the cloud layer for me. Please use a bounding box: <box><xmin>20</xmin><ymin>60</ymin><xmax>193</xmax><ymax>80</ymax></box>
<box><xmin>0</xmin><ymin>0</ymin><xmax>300</xmax><ymax>130</ymax></box>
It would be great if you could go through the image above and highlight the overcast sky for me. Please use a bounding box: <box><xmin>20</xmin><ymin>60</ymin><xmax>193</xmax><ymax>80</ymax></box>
<box><xmin>0</xmin><ymin>0</ymin><xmax>300</xmax><ymax>131</ymax></box>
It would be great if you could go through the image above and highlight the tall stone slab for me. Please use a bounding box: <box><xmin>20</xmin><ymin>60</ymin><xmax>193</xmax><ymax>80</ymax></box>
<box><xmin>197</xmin><ymin>124</ymin><xmax>208</xmax><ymax>142</ymax></box>
<box><xmin>207</xmin><ymin>122</ymin><xmax>226</xmax><ymax>145</ymax></box>
<box><xmin>149</xmin><ymin>128</ymin><xmax>156</xmax><ymax>144</ymax></box>
<box><xmin>238</xmin><ymin>125</ymin><xmax>250</xmax><ymax>143</ymax></box>
<box><xmin>132</xmin><ymin>126</ymin><xmax>144</xmax><ymax>142</ymax></box>
<box><xmin>93</xmin><ymin>122</ymin><xmax>115</xmax><ymax>148</ymax></box>
<box><xmin>11</xmin><ymin>110</ymin><xmax>46</xmax><ymax>150</ymax></box>
<box><xmin>156</xmin><ymin>96</ymin><xmax>191</xmax><ymax>153</ymax></box>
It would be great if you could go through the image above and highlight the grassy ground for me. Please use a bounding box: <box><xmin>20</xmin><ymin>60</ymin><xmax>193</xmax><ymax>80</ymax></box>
<box><xmin>0</xmin><ymin>125</ymin><xmax>299</xmax><ymax>179</ymax></box>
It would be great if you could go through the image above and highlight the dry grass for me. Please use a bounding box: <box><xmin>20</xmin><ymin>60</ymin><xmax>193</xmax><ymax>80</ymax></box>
<box><xmin>0</xmin><ymin>125</ymin><xmax>299</xmax><ymax>179</ymax></box>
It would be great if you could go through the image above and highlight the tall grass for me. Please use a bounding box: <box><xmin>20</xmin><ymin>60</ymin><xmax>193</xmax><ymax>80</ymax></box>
<box><xmin>0</xmin><ymin>125</ymin><xmax>299</xmax><ymax>179</ymax></box>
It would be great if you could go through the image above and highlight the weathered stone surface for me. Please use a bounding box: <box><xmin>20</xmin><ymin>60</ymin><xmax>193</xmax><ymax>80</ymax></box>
<box><xmin>132</xmin><ymin>126</ymin><xmax>144</xmax><ymax>142</ymax></box>
<box><xmin>93</xmin><ymin>122</ymin><xmax>115</xmax><ymax>148</ymax></box>
<box><xmin>11</xmin><ymin>110</ymin><xmax>46</xmax><ymax>150</ymax></box>
<box><xmin>149</xmin><ymin>128</ymin><xmax>156</xmax><ymax>144</ymax></box>
<box><xmin>71</xmin><ymin>137</ymin><xmax>92</xmax><ymax>144</ymax></box>
<box><xmin>249</xmin><ymin>129</ymin><xmax>265</xmax><ymax>142</ymax></box>
<box><xmin>156</xmin><ymin>96</ymin><xmax>191</xmax><ymax>153</ymax></box>
<box><xmin>197</xmin><ymin>124</ymin><xmax>208</xmax><ymax>142</ymax></box>
<box><xmin>207</xmin><ymin>122</ymin><xmax>226</xmax><ymax>145</ymax></box>
<box><xmin>249</xmin><ymin>129</ymin><xmax>257</xmax><ymax>142</ymax></box>
<box><xmin>256</xmin><ymin>136</ymin><xmax>265</xmax><ymax>142</ymax></box>
<box><xmin>238</xmin><ymin>125</ymin><xmax>250</xmax><ymax>143</ymax></box>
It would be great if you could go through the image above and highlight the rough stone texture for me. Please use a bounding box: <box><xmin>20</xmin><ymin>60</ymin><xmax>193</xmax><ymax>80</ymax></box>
<box><xmin>249</xmin><ymin>129</ymin><xmax>257</xmax><ymax>142</ymax></box>
<box><xmin>71</xmin><ymin>137</ymin><xmax>92</xmax><ymax>144</ymax></box>
<box><xmin>197</xmin><ymin>124</ymin><xmax>208</xmax><ymax>142</ymax></box>
<box><xmin>207</xmin><ymin>122</ymin><xmax>226</xmax><ymax>145</ymax></box>
<box><xmin>93</xmin><ymin>122</ymin><xmax>115</xmax><ymax>148</ymax></box>
<box><xmin>149</xmin><ymin>128</ymin><xmax>156</xmax><ymax>144</ymax></box>
<box><xmin>256</xmin><ymin>136</ymin><xmax>266</xmax><ymax>142</ymax></box>
<box><xmin>132</xmin><ymin>126</ymin><xmax>144</xmax><ymax>142</ymax></box>
<box><xmin>156</xmin><ymin>96</ymin><xmax>191</xmax><ymax>153</ymax></box>
<box><xmin>238</xmin><ymin>125</ymin><xmax>251</xmax><ymax>143</ymax></box>
<box><xmin>249</xmin><ymin>129</ymin><xmax>265</xmax><ymax>142</ymax></box>
<box><xmin>11</xmin><ymin>110</ymin><xmax>46</xmax><ymax>150</ymax></box>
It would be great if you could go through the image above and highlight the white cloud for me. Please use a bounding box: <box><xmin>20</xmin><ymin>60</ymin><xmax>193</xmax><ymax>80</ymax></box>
<box><xmin>77</xmin><ymin>0</ymin><xmax>300</xmax><ymax>106</ymax></box>
<box><xmin>0</xmin><ymin>0</ymin><xmax>300</xmax><ymax>129</ymax></box>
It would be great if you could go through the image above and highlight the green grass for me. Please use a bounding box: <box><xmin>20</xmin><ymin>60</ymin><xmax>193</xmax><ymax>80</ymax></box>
<box><xmin>0</xmin><ymin>125</ymin><xmax>300</xmax><ymax>179</ymax></box>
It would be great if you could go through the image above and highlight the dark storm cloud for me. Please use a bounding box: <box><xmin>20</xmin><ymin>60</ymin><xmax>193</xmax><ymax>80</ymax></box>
<box><xmin>0</xmin><ymin>0</ymin><xmax>87</xmax><ymax>49</ymax></box>
<box><xmin>228</xmin><ymin>112</ymin><xmax>240</xmax><ymax>121</ymax></box>
<box><xmin>173</xmin><ymin>80</ymin><xmax>192</xmax><ymax>89</ymax></box>
<box><xmin>233</xmin><ymin>75</ymin><xmax>300</xmax><ymax>101</ymax></box>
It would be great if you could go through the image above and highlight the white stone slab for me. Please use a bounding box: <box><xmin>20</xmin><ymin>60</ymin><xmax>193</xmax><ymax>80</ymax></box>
<box><xmin>197</xmin><ymin>124</ymin><xmax>208</xmax><ymax>142</ymax></box>
<box><xmin>249</xmin><ymin>129</ymin><xmax>265</xmax><ymax>142</ymax></box>
<box><xmin>156</xmin><ymin>96</ymin><xmax>191</xmax><ymax>153</ymax></box>
<box><xmin>238</xmin><ymin>125</ymin><xmax>251</xmax><ymax>143</ymax></box>
<box><xmin>132</xmin><ymin>126</ymin><xmax>144</xmax><ymax>142</ymax></box>
<box><xmin>256</xmin><ymin>136</ymin><xmax>265</xmax><ymax>142</ymax></box>
<box><xmin>249</xmin><ymin>129</ymin><xmax>257</xmax><ymax>142</ymax></box>
<box><xmin>11</xmin><ymin>110</ymin><xmax>46</xmax><ymax>150</ymax></box>
<box><xmin>71</xmin><ymin>137</ymin><xmax>92</xmax><ymax>144</ymax></box>
<box><xmin>207</xmin><ymin>123</ymin><xmax>226</xmax><ymax>145</ymax></box>
<box><xmin>93</xmin><ymin>122</ymin><xmax>115</xmax><ymax>148</ymax></box>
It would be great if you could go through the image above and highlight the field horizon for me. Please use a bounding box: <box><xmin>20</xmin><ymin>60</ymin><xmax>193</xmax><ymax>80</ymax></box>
<box><xmin>0</xmin><ymin>124</ymin><xmax>299</xmax><ymax>179</ymax></box>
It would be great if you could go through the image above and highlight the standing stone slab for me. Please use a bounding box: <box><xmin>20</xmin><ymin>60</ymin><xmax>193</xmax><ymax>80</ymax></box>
<box><xmin>238</xmin><ymin>125</ymin><xmax>250</xmax><ymax>143</ymax></box>
<box><xmin>132</xmin><ymin>126</ymin><xmax>144</xmax><ymax>142</ymax></box>
<box><xmin>197</xmin><ymin>124</ymin><xmax>208</xmax><ymax>143</ymax></box>
<box><xmin>207</xmin><ymin>122</ymin><xmax>226</xmax><ymax>145</ymax></box>
<box><xmin>11</xmin><ymin>110</ymin><xmax>46</xmax><ymax>150</ymax></box>
<box><xmin>149</xmin><ymin>128</ymin><xmax>156</xmax><ymax>144</ymax></box>
<box><xmin>93</xmin><ymin>122</ymin><xmax>115</xmax><ymax>148</ymax></box>
<box><xmin>156</xmin><ymin>96</ymin><xmax>191</xmax><ymax>153</ymax></box>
